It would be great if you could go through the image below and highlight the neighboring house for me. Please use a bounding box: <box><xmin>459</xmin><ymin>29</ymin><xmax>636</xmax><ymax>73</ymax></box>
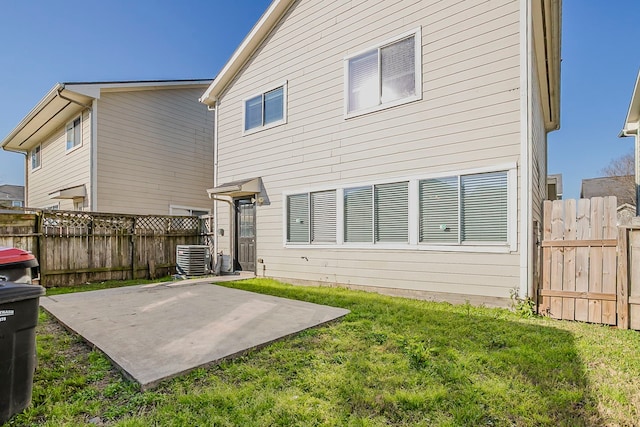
<box><xmin>621</xmin><ymin>69</ymin><xmax>640</xmax><ymax>216</ymax></box>
<box><xmin>0</xmin><ymin>184</ymin><xmax>24</xmax><ymax>208</ymax></box>
<box><xmin>547</xmin><ymin>174</ymin><xmax>563</xmax><ymax>200</ymax></box>
<box><xmin>200</xmin><ymin>0</ymin><xmax>561</xmax><ymax>307</ymax></box>
<box><xmin>580</xmin><ymin>176</ymin><xmax>636</xmax><ymax>225</ymax></box>
<box><xmin>1</xmin><ymin>80</ymin><xmax>214</xmax><ymax>215</ymax></box>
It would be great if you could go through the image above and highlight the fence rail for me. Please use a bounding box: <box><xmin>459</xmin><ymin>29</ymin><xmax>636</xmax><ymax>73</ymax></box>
<box><xmin>538</xmin><ymin>196</ymin><xmax>640</xmax><ymax>331</ymax></box>
<box><xmin>0</xmin><ymin>209</ymin><xmax>206</xmax><ymax>287</ymax></box>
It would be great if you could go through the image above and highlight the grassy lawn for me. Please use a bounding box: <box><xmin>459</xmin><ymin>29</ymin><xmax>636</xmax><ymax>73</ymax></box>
<box><xmin>3</xmin><ymin>278</ymin><xmax>640</xmax><ymax>426</ymax></box>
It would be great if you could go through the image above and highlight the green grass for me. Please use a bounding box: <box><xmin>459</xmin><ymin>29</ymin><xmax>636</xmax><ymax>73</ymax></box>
<box><xmin>4</xmin><ymin>278</ymin><xmax>640</xmax><ymax>426</ymax></box>
<box><xmin>43</xmin><ymin>276</ymin><xmax>174</xmax><ymax>296</ymax></box>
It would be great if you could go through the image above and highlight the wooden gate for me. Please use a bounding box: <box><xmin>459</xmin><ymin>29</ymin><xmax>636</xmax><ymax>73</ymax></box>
<box><xmin>539</xmin><ymin>197</ymin><xmax>618</xmax><ymax>324</ymax></box>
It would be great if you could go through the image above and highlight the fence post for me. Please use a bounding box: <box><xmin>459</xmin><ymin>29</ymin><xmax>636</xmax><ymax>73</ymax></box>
<box><xmin>131</xmin><ymin>217</ymin><xmax>137</xmax><ymax>280</ymax></box>
<box><xmin>617</xmin><ymin>227</ymin><xmax>630</xmax><ymax>329</ymax></box>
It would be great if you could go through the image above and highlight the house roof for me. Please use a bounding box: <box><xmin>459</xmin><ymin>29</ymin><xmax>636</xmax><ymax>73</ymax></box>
<box><xmin>200</xmin><ymin>0</ymin><xmax>294</xmax><ymax>106</ymax></box>
<box><xmin>1</xmin><ymin>79</ymin><xmax>212</xmax><ymax>152</ymax></box>
<box><xmin>621</xmin><ymin>70</ymin><xmax>640</xmax><ymax>137</ymax></box>
<box><xmin>200</xmin><ymin>0</ymin><xmax>562</xmax><ymax>132</ymax></box>
<box><xmin>580</xmin><ymin>176</ymin><xmax>636</xmax><ymax>207</ymax></box>
<box><xmin>0</xmin><ymin>184</ymin><xmax>24</xmax><ymax>201</ymax></box>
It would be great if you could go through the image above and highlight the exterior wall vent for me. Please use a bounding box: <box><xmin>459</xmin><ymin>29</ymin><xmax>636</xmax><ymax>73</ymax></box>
<box><xmin>176</xmin><ymin>245</ymin><xmax>211</xmax><ymax>276</ymax></box>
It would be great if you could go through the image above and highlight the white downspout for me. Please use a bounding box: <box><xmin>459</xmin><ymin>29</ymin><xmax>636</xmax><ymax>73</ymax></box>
<box><xmin>519</xmin><ymin>0</ymin><xmax>533</xmax><ymax>299</ymax></box>
<box><xmin>91</xmin><ymin>99</ymin><xmax>98</xmax><ymax>211</ymax></box>
<box><xmin>212</xmin><ymin>103</ymin><xmax>219</xmax><ymax>254</ymax></box>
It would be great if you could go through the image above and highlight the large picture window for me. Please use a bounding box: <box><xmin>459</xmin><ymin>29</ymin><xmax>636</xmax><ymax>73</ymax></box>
<box><xmin>346</xmin><ymin>29</ymin><xmax>421</xmax><ymax>116</ymax></box>
<box><xmin>286</xmin><ymin>190</ymin><xmax>337</xmax><ymax>244</ymax></box>
<box><xmin>343</xmin><ymin>183</ymin><xmax>409</xmax><ymax>243</ymax></box>
<box><xmin>244</xmin><ymin>84</ymin><xmax>286</xmax><ymax>132</ymax></box>
<box><xmin>284</xmin><ymin>168</ymin><xmax>512</xmax><ymax>250</ymax></box>
<box><xmin>419</xmin><ymin>172</ymin><xmax>508</xmax><ymax>244</ymax></box>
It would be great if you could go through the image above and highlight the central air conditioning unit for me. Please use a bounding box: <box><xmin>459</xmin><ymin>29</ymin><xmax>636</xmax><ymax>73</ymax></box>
<box><xmin>176</xmin><ymin>245</ymin><xmax>211</xmax><ymax>276</ymax></box>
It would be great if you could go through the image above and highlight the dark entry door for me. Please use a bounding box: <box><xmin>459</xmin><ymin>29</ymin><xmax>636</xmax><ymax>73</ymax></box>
<box><xmin>235</xmin><ymin>198</ymin><xmax>256</xmax><ymax>272</ymax></box>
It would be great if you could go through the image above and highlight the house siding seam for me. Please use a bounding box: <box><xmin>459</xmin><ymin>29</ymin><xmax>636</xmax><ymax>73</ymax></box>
<box><xmin>214</xmin><ymin>0</ymin><xmax>523</xmax><ymax>304</ymax></box>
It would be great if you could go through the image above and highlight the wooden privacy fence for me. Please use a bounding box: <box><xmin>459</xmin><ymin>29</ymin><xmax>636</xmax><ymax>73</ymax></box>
<box><xmin>538</xmin><ymin>196</ymin><xmax>640</xmax><ymax>330</ymax></box>
<box><xmin>0</xmin><ymin>209</ymin><xmax>207</xmax><ymax>287</ymax></box>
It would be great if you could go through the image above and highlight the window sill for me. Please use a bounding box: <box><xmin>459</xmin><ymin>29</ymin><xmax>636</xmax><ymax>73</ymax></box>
<box><xmin>344</xmin><ymin>94</ymin><xmax>422</xmax><ymax>120</ymax></box>
<box><xmin>243</xmin><ymin>119</ymin><xmax>286</xmax><ymax>136</ymax></box>
<box><xmin>30</xmin><ymin>166</ymin><xmax>41</xmax><ymax>172</ymax></box>
<box><xmin>65</xmin><ymin>144</ymin><xmax>83</xmax><ymax>154</ymax></box>
<box><xmin>284</xmin><ymin>242</ymin><xmax>514</xmax><ymax>254</ymax></box>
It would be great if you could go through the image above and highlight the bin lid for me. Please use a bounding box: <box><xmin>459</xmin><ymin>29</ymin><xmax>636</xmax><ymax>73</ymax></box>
<box><xmin>0</xmin><ymin>281</ymin><xmax>45</xmax><ymax>304</ymax></box>
<box><xmin>0</xmin><ymin>247</ymin><xmax>39</xmax><ymax>268</ymax></box>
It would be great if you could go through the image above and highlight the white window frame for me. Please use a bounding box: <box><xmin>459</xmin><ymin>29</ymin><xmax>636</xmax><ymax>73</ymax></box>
<box><xmin>344</xmin><ymin>27</ymin><xmax>422</xmax><ymax>119</ymax></box>
<box><xmin>169</xmin><ymin>205</ymin><xmax>211</xmax><ymax>217</ymax></box>
<box><xmin>283</xmin><ymin>163</ymin><xmax>517</xmax><ymax>253</ymax></box>
<box><xmin>242</xmin><ymin>81</ymin><xmax>288</xmax><ymax>135</ymax></box>
<box><xmin>66</xmin><ymin>115</ymin><xmax>83</xmax><ymax>153</ymax></box>
<box><xmin>30</xmin><ymin>144</ymin><xmax>41</xmax><ymax>171</ymax></box>
<box><xmin>11</xmin><ymin>200</ymin><xmax>23</xmax><ymax>207</ymax></box>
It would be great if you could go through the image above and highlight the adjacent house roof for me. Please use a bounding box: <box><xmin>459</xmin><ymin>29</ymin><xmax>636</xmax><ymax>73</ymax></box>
<box><xmin>0</xmin><ymin>184</ymin><xmax>24</xmax><ymax>202</ymax></box>
<box><xmin>200</xmin><ymin>0</ymin><xmax>562</xmax><ymax>132</ymax></box>
<box><xmin>1</xmin><ymin>79</ymin><xmax>212</xmax><ymax>152</ymax></box>
<box><xmin>580</xmin><ymin>176</ymin><xmax>636</xmax><ymax>207</ymax></box>
<box><xmin>621</xmin><ymin>70</ymin><xmax>640</xmax><ymax>137</ymax></box>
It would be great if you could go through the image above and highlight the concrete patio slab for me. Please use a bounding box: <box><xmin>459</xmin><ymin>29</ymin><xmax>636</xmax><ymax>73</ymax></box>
<box><xmin>40</xmin><ymin>279</ymin><xmax>349</xmax><ymax>389</ymax></box>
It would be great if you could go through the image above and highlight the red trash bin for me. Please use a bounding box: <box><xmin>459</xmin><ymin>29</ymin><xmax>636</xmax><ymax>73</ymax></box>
<box><xmin>0</xmin><ymin>248</ymin><xmax>39</xmax><ymax>284</ymax></box>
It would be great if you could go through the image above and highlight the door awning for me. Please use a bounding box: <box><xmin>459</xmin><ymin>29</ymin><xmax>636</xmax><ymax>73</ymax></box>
<box><xmin>207</xmin><ymin>177</ymin><xmax>262</xmax><ymax>198</ymax></box>
<box><xmin>49</xmin><ymin>184</ymin><xmax>86</xmax><ymax>199</ymax></box>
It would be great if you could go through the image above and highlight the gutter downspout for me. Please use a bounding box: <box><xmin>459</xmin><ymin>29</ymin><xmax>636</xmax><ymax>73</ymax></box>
<box><xmin>519</xmin><ymin>0</ymin><xmax>533</xmax><ymax>299</ymax></box>
<box><xmin>57</xmin><ymin>85</ymin><xmax>95</xmax><ymax>211</ymax></box>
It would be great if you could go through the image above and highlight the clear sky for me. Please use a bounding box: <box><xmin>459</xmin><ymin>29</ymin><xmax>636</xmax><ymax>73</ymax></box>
<box><xmin>0</xmin><ymin>0</ymin><xmax>638</xmax><ymax>201</ymax></box>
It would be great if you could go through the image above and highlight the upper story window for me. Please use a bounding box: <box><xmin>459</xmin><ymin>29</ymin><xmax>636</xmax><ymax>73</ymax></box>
<box><xmin>66</xmin><ymin>116</ymin><xmax>82</xmax><ymax>151</ymax></box>
<box><xmin>244</xmin><ymin>83</ymin><xmax>287</xmax><ymax>133</ymax></box>
<box><xmin>30</xmin><ymin>145</ymin><xmax>41</xmax><ymax>170</ymax></box>
<box><xmin>345</xmin><ymin>28</ymin><xmax>422</xmax><ymax>117</ymax></box>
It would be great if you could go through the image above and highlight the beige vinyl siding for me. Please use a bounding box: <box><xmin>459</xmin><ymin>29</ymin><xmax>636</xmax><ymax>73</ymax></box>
<box><xmin>531</xmin><ymin>48</ymin><xmax>547</xmax><ymax>225</ymax></box>
<box><xmin>96</xmin><ymin>88</ymin><xmax>213</xmax><ymax>215</ymax></box>
<box><xmin>27</xmin><ymin>110</ymin><xmax>91</xmax><ymax>210</ymax></box>
<box><xmin>215</xmin><ymin>0</ymin><xmax>522</xmax><ymax>303</ymax></box>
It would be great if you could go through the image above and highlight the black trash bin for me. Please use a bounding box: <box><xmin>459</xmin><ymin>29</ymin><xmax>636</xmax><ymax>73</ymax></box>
<box><xmin>0</xmin><ymin>281</ymin><xmax>45</xmax><ymax>424</ymax></box>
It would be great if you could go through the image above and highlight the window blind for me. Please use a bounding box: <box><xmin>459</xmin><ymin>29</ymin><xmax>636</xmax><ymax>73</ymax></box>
<box><xmin>264</xmin><ymin>87</ymin><xmax>284</xmax><ymax>124</ymax></box>
<box><xmin>311</xmin><ymin>190</ymin><xmax>336</xmax><ymax>243</ymax></box>
<box><xmin>381</xmin><ymin>36</ymin><xmax>415</xmax><ymax>103</ymax></box>
<box><xmin>461</xmin><ymin>172</ymin><xmax>508</xmax><ymax>242</ymax></box>
<box><xmin>287</xmin><ymin>194</ymin><xmax>309</xmax><ymax>243</ymax></box>
<box><xmin>419</xmin><ymin>177</ymin><xmax>459</xmax><ymax>243</ymax></box>
<box><xmin>344</xmin><ymin>186</ymin><xmax>373</xmax><ymax>242</ymax></box>
<box><xmin>245</xmin><ymin>95</ymin><xmax>263</xmax><ymax>130</ymax></box>
<box><xmin>348</xmin><ymin>50</ymin><xmax>378</xmax><ymax>112</ymax></box>
<box><xmin>375</xmin><ymin>182</ymin><xmax>408</xmax><ymax>242</ymax></box>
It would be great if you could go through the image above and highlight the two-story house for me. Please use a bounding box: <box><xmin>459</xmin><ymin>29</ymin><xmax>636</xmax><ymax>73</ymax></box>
<box><xmin>200</xmin><ymin>0</ymin><xmax>561</xmax><ymax>307</ymax></box>
<box><xmin>1</xmin><ymin>80</ymin><xmax>214</xmax><ymax>215</ymax></box>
